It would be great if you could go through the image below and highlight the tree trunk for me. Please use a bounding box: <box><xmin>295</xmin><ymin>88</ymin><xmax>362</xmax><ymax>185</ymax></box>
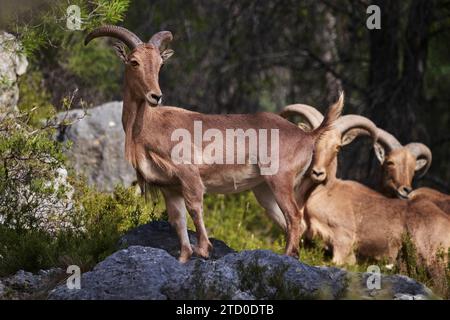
<box><xmin>340</xmin><ymin>0</ymin><xmax>434</xmax><ymax>188</ymax></box>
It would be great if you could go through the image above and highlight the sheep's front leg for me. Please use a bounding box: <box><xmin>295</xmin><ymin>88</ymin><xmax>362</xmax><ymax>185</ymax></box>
<box><xmin>178</xmin><ymin>168</ymin><xmax>213</xmax><ymax>259</ymax></box>
<box><xmin>161</xmin><ymin>187</ymin><xmax>193</xmax><ymax>263</ymax></box>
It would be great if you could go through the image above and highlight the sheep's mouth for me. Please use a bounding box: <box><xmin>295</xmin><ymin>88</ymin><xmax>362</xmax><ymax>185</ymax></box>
<box><xmin>145</xmin><ymin>97</ymin><xmax>159</xmax><ymax>107</ymax></box>
<box><xmin>145</xmin><ymin>93</ymin><xmax>162</xmax><ymax>107</ymax></box>
<box><xmin>311</xmin><ymin>175</ymin><xmax>326</xmax><ymax>184</ymax></box>
<box><xmin>396</xmin><ymin>190</ymin><xmax>410</xmax><ymax>200</ymax></box>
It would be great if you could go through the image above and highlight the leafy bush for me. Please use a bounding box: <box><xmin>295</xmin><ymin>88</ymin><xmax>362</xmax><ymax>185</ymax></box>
<box><xmin>0</xmin><ymin>106</ymin><xmax>165</xmax><ymax>275</ymax></box>
<box><xmin>17</xmin><ymin>69</ymin><xmax>56</xmax><ymax>126</ymax></box>
<box><xmin>0</xmin><ymin>108</ymin><xmax>70</xmax><ymax>233</ymax></box>
<box><xmin>198</xmin><ymin>192</ymin><xmax>332</xmax><ymax>267</ymax></box>
<box><xmin>5</xmin><ymin>0</ymin><xmax>130</xmax><ymax>107</ymax></box>
<box><xmin>199</xmin><ymin>192</ymin><xmax>284</xmax><ymax>253</ymax></box>
<box><xmin>0</xmin><ymin>180</ymin><xmax>164</xmax><ymax>276</ymax></box>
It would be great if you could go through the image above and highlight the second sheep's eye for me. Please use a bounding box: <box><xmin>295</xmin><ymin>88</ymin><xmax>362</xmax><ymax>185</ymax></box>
<box><xmin>130</xmin><ymin>60</ymin><xmax>139</xmax><ymax>67</ymax></box>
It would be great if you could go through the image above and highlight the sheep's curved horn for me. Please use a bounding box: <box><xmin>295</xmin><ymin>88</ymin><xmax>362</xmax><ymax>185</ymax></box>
<box><xmin>376</xmin><ymin>128</ymin><xmax>402</xmax><ymax>152</ymax></box>
<box><xmin>85</xmin><ymin>25</ymin><xmax>143</xmax><ymax>50</ymax></box>
<box><xmin>279</xmin><ymin>104</ymin><xmax>324</xmax><ymax>129</ymax></box>
<box><xmin>405</xmin><ymin>142</ymin><xmax>432</xmax><ymax>177</ymax></box>
<box><xmin>335</xmin><ymin>115</ymin><xmax>378</xmax><ymax>143</ymax></box>
<box><xmin>149</xmin><ymin>31</ymin><xmax>173</xmax><ymax>52</ymax></box>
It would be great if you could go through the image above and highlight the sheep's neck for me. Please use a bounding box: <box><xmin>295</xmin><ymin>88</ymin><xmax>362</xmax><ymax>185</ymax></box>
<box><xmin>324</xmin><ymin>157</ymin><xmax>338</xmax><ymax>188</ymax></box>
<box><xmin>122</xmin><ymin>84</ymin><xmax>143</xmax><ymax>169</ymax></box>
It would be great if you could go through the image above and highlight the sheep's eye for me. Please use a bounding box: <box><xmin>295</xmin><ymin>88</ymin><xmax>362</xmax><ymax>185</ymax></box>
<box><xmin>386</xmin><ymin>161</ymin><xmax>395</xmax><ymax>166</ymax></box>
<box><xmin>130</xmin><ymin>60</ymin><xmax>139</xmax><ymax>67</ymax></box>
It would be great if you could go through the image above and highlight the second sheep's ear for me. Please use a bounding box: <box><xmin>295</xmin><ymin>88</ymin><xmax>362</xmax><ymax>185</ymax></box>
<box><xmin>298</xmin><ymin>122</ymin><xmax>313</xmax><ymax>132</ymax></box>
<box><xmin>341</xmin><ymin>129</ymin><xmax>363</xmax><ymax>146</ymax></box>
<box><xmin>415</xmin><ymin>158</ymin><xmax>428</xmax><ymax>172</ymax></box>
<box><xmin>113</xmin><ymin>42</ymin><xmax>129</xmax><ymax>63</ymax></box>
<box><xmin>374</xmin><ymin>142</ymin><xmax>386</xmax><ymax>164</ymax></box>
<box><xmin>161</xmin><ymin>49</ymin><xmax>174</xmax><ymax>62</ymax></box>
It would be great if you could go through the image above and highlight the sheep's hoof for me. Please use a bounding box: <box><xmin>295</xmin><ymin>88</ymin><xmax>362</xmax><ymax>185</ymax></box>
<box><xmin>193</xmin><ymin>242</ymin><xmax>213</xmax><ymax>259</ymax></box>
<box><xmin>285</xmin><ymin>248</ymin><xmax>300</xmax><ymax>260</ymax></box>
<box><xmin>178</xmin><ymin>246</ymin><xmax>193</xmax><ymax>263</ymax></box>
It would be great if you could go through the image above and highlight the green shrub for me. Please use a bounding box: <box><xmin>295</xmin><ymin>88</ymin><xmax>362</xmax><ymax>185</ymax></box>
<box><xmin>0</xmin><ymin>106</ymin><xmax>164</xmax><ymax>275</ymax></box>
<box><xmin>17</xmin><ymin>69</ymin><xmax>55</xmax><ymax>126</ymax></box>
<box><xmin>0</xmin><ymin>181</ymin><xmax>165</xmax><ymax>276</ymax></box>
<box><xmin>198</xmin><ymin>192</ymin><xmax>285</xmax><ymax>253</ymax></box>
<box><xmin>0</xmin><ymin>108</ymin><xmax>69</xmax><ymax>233</ymax></box>
<box><xmin>198</xmin><ymin>192</ymin><xmax>330</xmax><ymax>267</ymax></box>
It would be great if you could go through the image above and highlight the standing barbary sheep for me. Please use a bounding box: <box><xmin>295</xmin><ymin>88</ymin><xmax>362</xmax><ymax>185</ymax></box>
<box><xmin>85</xmin><ymin>25</ymin><xmax>343</xmax><ymax>262</ymax></box>
<box><xmin>280</xmin><ymin>105</ymin><xmax>450</xmax><ymax>267</ymax></box>
<box><xmin>372</xmin><ymin>128</ymin><xmax>449</xmax><ymax>214</ymax></box>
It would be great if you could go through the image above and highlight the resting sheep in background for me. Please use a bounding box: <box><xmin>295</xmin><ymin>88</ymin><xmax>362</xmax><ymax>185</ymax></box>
<box><xmin>373</xmin><ymin>128</ymin><xmax>449</xmax><ymax>214</ymax></box>
<box><xmin>280</xmin><ymin>105</ymin><xmax>450</xmax><ymax>268</ymax></box>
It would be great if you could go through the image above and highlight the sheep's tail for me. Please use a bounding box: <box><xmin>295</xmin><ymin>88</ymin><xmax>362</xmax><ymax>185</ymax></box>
<box><xmin>135</xmin><ymin>173</ymin><xmax>160</xmax><ymax>205</ymax></box>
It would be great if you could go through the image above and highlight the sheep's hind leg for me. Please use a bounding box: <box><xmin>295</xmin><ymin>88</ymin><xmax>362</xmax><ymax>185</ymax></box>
<box><xmin>179</xmin><ymin>171</ymin><xmax>212</xmax><ymax>259</ymax></box>
<box><xmin>252</xmin><ymin>183</ymin><xmax>287</xmax><ymax>232</ymax></box>
<box><xmin>265</xmin><ymin>174</ymin><xmax>303</xmax><ymax>259</ymax></box>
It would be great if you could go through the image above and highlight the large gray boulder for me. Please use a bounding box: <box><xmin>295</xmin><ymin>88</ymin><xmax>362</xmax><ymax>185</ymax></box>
<box><xmin>57</xmin><ymin>101</ymin><xmax>136</xmax><ymax>191</ymax></box>
<box><xmin>0</xmin><ymin>31</ymin><xmax>28</xmax><ymax>113</ymax></box>
<box><xmin>48</xmin><ymin>221</ymin><xmax>437</xmax><ymax>300</ymax></box>
<box><xmin>48</xmin><ymin>245</ymin><xmax>435</xmax><ymax>300</ymax></box>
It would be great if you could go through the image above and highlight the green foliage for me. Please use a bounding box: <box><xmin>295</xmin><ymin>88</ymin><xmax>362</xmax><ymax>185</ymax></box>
<box><xmin>0</xmin><ymin>109</ymin><xmax>68</xmax><ymax>232</ymax></box>
<box><xmin>0</xmin><ymin>182</ymin><xmax>164</xmax><ymax>276</ymax></box>
<box><xmin>62</xmin><ymin>38</ymin><xmax>122</xmax><ymax>94</ymax></box>
<box><xmin>17</xmin><ymin>69</ymin><xmax>55</xmax><ymax>126</ymax></box>
<box><xmin>196</xmin><ymin>192</ymin><xmax>331</xmax><ymax>267</ymax></box>
<box><xmin>54</xmin><ymin>182</ymin><xmax>164</xmax><ymax>270</ymax></box>
<box><xmin>15</xmin><ymin>0</ymin><xmax>130</xmax><ymax>57</ymax></box>
<box><xmin>197</xmin><ymin>192</ymin><xmax>285</xmax><ymax>253</ymax></box>
<box><xmin>7</xmin><ymin>0</ymin><xmax>129</xmax><ymax>106</ymax></box>
<box><xmin>395</xmin><ymin>233</ymin><xmax>450</xmax><ymax>299</ymax></box>
<box><xmin>0</xmin><ymin>107</ymin><xmax>164</xmax><ymax>275</ymax></box>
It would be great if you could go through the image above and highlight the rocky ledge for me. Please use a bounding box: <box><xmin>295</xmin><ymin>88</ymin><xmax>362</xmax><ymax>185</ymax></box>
<box><xmin>1</xmin><ymin>221</ymin><xmax>437</xmax><ymax>300</ymax></box>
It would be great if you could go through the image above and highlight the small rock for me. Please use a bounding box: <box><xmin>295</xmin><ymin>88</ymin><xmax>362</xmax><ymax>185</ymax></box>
<box><xmin>0</xmin><ymin>268</ymin><xmax>64</xmax><ymax>299</ymax></box>
<box><xmin>49</xmin><ymin>246</ymin><xmax>187</xmax><ymax>300</ymax></box>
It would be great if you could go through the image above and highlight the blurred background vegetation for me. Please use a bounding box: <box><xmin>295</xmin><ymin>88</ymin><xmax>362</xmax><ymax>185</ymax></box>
<box><xmin>0</xmin><ymin>0</ymin><xmax>449</xmax><ymax>297</ymax></box>
<box><xmin>1</xmin><ymin>0</ymin><xmax>448</xmax><ymax>191</ymax></box>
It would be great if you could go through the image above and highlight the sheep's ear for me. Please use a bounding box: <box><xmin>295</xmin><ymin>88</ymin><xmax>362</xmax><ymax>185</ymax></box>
<box><xmin>298</xmin><ymin>122</ymin><xmax>313</xmax><ymax>132</ymax></box>
<box><xmin>415</xmin><ymin>158</ymin><xmax>428</xmax><ymax>172</ymax></box>
<box><xmin>341</xmin><ymin>129</ymin><xmax>360</xmax><ymax>146</ymax></box>
<box><xmin>113</xmin><ymin>42</ymin><xmax>128</xmax><ymax>63</ymax></box>
<box><xmin>374</xmin><ymin>142</ymin><xmax>386</xmax><ymax>164</ymax></box>
<box><xmin>161</xmin><ymin>49</ymin><xmax>174</xmax><ymax>62</ymax></box>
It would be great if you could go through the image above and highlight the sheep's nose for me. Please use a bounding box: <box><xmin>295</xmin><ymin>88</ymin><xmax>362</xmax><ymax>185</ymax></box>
<box><xmin>311</xmin><ymin>168</ymin><xmax>326</xmax><ymax>182</ymax></box>
<box><xmin>151</xmin><ymin>93</ymin><xmax>162</xmax><ymax>104</ymax></box>
<box><xmin>146</xmin><ymin>92</ymin><xmax>163</xmax><ymax>105</ymax></box>
<box><xmin>312</xmin><ymin>169</ymin><xmax>324</xmax><ymax>177</ymax></box>
<box><xmin>397</xmin><ymin>185</ymin><xmax>412</xmax><ymax>199</ymax></box>
<box><xmin>399</xmin><ymin>186</ymin><xmax>412</xmax><ymax>195</ymax></box>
